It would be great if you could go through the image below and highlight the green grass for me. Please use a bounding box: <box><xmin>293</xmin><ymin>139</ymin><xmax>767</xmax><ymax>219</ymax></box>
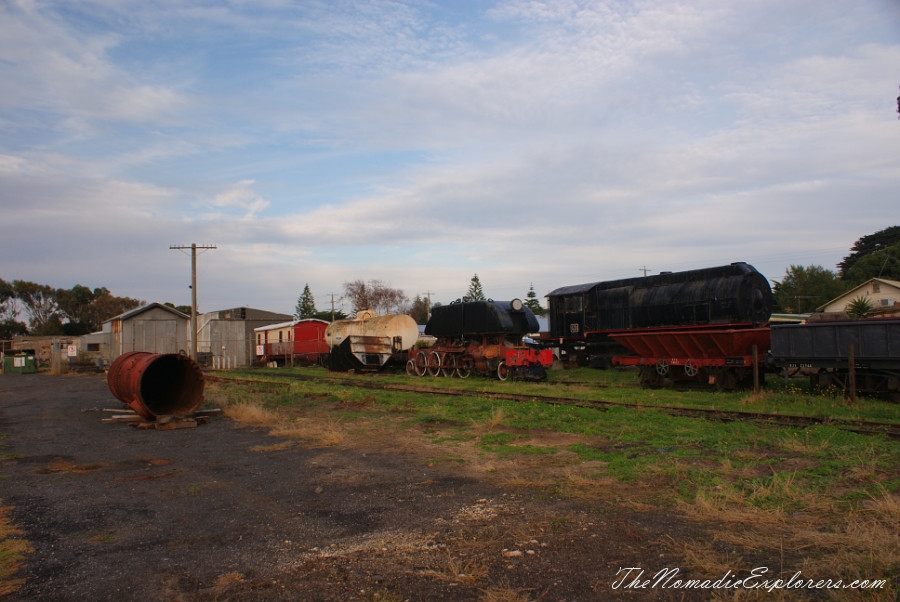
<box><xmin>210</xmin><ymin>365</ymin><xmax>900</xmax><ymax>510</ymax></box>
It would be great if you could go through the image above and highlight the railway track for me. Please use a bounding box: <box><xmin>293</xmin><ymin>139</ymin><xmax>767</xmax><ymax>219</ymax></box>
<box><xmin>206</xmin><ymin>372</ymin><xmax>900</xmax><ymax>440</ymax></box>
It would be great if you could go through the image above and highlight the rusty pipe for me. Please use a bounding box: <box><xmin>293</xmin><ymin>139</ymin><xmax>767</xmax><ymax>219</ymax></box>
<box><xmin>108</xmin><ymin>352</ymin><xmax>205</xmax><ymax>419</ymax></box>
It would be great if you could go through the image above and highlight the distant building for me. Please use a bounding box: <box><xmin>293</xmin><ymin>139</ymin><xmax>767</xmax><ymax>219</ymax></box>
<box><xmin>817</xmin><ymin>278</ymin><xmax>900</xmax><ymax>317</ymax></box>
<box><xmin>198</xmin><ymin>307</ymin><xmax>293</xmax><ymax>368</ymax></box>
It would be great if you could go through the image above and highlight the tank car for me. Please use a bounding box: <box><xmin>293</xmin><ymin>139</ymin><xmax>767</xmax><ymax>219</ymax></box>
<box><xmin>543</xmin><ymin>262</ymin><xmax>774</xmax><ymax>367</ymax></box>
<box><xmin>409</xmin><ymin>299</ymin><xmax>553</xmax><ymax>380</ymax></box>
<box><xmin>325</xmin><ymin>310</ymin><xmax>419</xmax><ymax>372</ymax></box>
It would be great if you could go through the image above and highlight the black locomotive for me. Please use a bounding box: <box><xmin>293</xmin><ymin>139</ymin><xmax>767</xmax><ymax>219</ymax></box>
<box><xmin>543</xmin><ymin>262</ymin><xmax>774</xmax><ymax>366</ymax></box>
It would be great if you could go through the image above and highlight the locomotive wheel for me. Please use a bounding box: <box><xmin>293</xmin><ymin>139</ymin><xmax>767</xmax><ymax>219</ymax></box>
<box><xmin>414</xmin><ymin>352</ymin><xmax>428</xmax><ymax>376</ymax></box>
<box><xmin>427</xmin><ymin>351</ymin><xmax>442</xmax><ymax>376</ymax></box>
<box><xmin>497</xmin><ymin>360</ymin><xmax>510</xmax><ymax>381</ymax></box>
<box><xmin>455</xmin><ymin>355</ymin><xmax>474</xmax><ymax>379</ymax></box>
<box><xmin>655</xmin><ymin>359</ymin><xmax>669</xmax><ymax>376</ymax></box>
<box><xmin>440</xmin><ymin>353</ymin><xmax>456</xmax><ymax>377</ymax></box>
<box><xmin>683</xmin><ymin>359</ymin><xmax>699</xmax><ymax>377</ymax></box>
<box><xmin>406</xmin><ymin>359</ymin><xmax>417</xmax><ymax>376</ymax></box>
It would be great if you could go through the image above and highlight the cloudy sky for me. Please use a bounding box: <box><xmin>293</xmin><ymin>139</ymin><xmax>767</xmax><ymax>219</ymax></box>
<box><xmin>1</xmin><ymin>0</ymin><xmax>898</xmax><ymax>316</ymax></box>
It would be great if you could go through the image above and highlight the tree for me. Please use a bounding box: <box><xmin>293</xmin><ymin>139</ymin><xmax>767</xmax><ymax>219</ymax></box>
<box><xmin>466</xmin><ymin>274</ymin><xmax>486</xmax><ymax>301</ymax></box>
<box><xmin>56</xmin><ymin>285</ymin><xmax>142</xmax><ymax>334</ymax></box>
<box><xmin>164</xmin><ymin>302</ymin><xmax>193</xmax><ymax>315</ymax></box>
<box><xmin>771</xmin><ymin>265</ymin><xmax>849</xmax><ymax>314</ymax></box>
<box><xmin>12</xmin><ymin>280</ymin><xmax>58</xmax><ymax>333</ymax></box>
<box><xmin>343</xmin><ymin>280</ymin><xmax>409</xmax><ymax>315</ymax></box>
<box><xmin>845</xmin><ymin>296</ymin><xmax>874</xmax><ymax>319</ymax></box>
<box><xmin>838</xmin><ymin>226</ymin><xmax>900</xmax><ymax>281</ymax></box>
<box><xmin>295</xmin><ymin>284</ymin><xmax>317</xmax><ymax>319</ymax></box>
<box><xmin>524</xmin><ymin>283</ymin><xmax>545</xmax><ymax>316</ymax></box>
<box><xmin>842</xmin><ymin>242</ymin><xmax>900</xmax><ymax>285</ymax></box>
<box><xmin>408</xmin><ymin>295</ymin><xmax>430</xmax><ymax>325</ymax></box>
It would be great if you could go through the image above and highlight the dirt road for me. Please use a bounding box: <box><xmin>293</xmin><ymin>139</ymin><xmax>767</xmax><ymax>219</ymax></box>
<box><xmin>0</xmin><ymin>375</ymin><xmax>704</xmax><ymax>601</ymax></box>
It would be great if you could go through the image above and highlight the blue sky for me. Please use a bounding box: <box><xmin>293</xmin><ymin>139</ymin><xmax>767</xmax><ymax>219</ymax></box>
<box><xmin>1</xmin><ymin>0</ymin><xmax>898</xmax><ymax>316</ymax></box>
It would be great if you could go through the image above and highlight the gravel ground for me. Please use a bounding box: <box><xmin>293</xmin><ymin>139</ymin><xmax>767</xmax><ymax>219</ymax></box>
<box><xmin>0</xmin><ymin>374</ymin><xmax>710</xmax><ymax>601</ymax></box>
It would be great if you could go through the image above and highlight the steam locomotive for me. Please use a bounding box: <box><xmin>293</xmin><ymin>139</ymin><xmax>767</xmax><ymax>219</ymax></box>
<box><xmin>408</xmin><ymin>299</ymin><xmax>553</xmax><ymax>380</ymax></box>
<box><xmin>542</xmin><ymin>262</ymin><xmax>774</xmax><ymax>369</ymax></box>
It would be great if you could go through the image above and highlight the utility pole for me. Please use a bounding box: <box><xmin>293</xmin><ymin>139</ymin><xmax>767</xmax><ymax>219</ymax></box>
<box><xmin>170</xmin><ymin>244</ymin><xmax>217</xmax><ymax>360</ymax></box>
<box><xmin>423</xmin><ymin>290</ymin><xmax>433</xmax><ymax>321</ymax></box>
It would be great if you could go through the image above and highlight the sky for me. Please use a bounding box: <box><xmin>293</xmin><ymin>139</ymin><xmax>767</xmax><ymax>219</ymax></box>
<box><xmin>1</xmin><ymin>0</ymin><xmax>898</xmax><ymax>317</ymax></box>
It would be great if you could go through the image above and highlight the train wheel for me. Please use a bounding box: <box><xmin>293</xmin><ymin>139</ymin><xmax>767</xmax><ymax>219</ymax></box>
<box><xmin>441</xmin><ymin>353</ymin><xmax>456</xmax><ymax>377</ymax></box>
<box><xmin>497</xmin><ymin>361</ymin><xmax>510</xmax><ymax>381</ymax></box>
<box><xmin>414</xmin><ymin>352</ymin><xmax>428</xmax><ymax>376</ymax></box>
<box><xmin>428</xmin><ymin>351</ymin><xmax>442</xmax><ymax>376</ymax></box>
<box><xmin>455</xmin><ymin>355</ymin><xmax>473</xmax><ymax>379</ymax></box>
<box><xmin>406</xmin><ymin>359</ymin><xmax>416</xmax><ymax>376</ymax></box>
<box><xmin>683</xmin><ymin>359</ymin><xmax>699</xmax><ymax>377</ymax></box>
<box><xmin>655</xmin><ymin>359</ymin><xmax>669</xmax><ymax>376</ymax></box>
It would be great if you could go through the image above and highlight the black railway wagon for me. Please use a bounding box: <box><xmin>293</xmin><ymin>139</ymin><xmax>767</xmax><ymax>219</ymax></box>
<box><xmin>769</xmin><ymin>318</ymin><xmax>900</xmax><ymax>399</ymax></box>
<box><xmin>543</xmin><ymin>262</ymin><xmax>774</xmax><ymax>366</ymax></box>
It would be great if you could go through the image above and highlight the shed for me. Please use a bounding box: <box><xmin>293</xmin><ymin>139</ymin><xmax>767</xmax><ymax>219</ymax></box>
<box><xmin>198</xmin><ymin>307</ymin><xmax>293</xmax><ymax>368</ymax></box>
<box><xmin>104</xmin><ymin>303</ymin><xmax>190</xmax><ymax>361</ymax></box>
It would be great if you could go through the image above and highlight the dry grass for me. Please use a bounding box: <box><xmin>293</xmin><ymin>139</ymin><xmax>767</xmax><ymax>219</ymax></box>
<box><xmin>0</xmin><ymin>502</ymin><xmax>32</xmax><ymax>597</ymax></box>
<box><xmin>478</xmin><ymin>584</ymin><xmax>535</xmax><ymax>602</ymax></box>
<box><xmin>222</xmin><ymin>401</ymin><xmax>278</xmax><ymax>426</ymax></box>
<box><xmin>475</xmin><ymin>407</ymin><xmax>506</xmax><ymax>431</ymax></box>
<box><xmin>270</xmin><ymin>417</ymin><xmax>346</xmax><ymax>446</ymax></box>
<box><xmin>213</xmin><ymin>571</ymin><xmax>245</xmax><ymax>587</ymax></box>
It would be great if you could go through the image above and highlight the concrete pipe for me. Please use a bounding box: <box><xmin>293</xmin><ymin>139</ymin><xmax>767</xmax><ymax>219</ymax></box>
<box><xmin>108</xmin><ymin>352</ymin><xmax>205</xmax><ymax>419</ymax></box>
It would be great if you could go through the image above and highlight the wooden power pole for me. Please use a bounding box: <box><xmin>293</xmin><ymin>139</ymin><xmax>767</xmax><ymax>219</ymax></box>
<box><xmin>170</xmin><ymin>244</ymin><xmax>217</xmax><ymax>360</ymax></box>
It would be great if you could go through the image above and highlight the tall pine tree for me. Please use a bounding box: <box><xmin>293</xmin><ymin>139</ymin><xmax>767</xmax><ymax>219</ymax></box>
<box><xmin>295</xmin><ymin>284</ymin><xmax>317</xmax><ymax>319</ymax></box>
<box><xmin>467</xmin><ymin>274</ymin><xmax>486</xmax><ymax>301</ymax></box>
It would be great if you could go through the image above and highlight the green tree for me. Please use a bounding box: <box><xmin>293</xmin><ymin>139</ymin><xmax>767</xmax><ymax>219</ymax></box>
<box><xmin>55</xmin><ymin>285</ymin><xmax>141</xmax><ymax>335</ymax></box>
<box><xmin>408</xmin><ymin>295</ymin><xmax>430</xmax><ymax>324</ymax></box>
<box><xmin>295</xmin><ymin>284</ymin><xmax>317</xmax><ymax>319</ymax></box>
<box><xmin>524</xmin><ymin>283</ymin><xmax>545</xmax><ymax>315</ymax></box>
<box><xmin>842</xmin><ymin>242</ymin><xmax>900</xmax><ymax>285</ymax></box>
<box><xmin>12</xmin><ymin>280</ymin><xmax>58</xmax><ymax>333</ymax></box>
<box><xmin>771</xmin><ymin>265</ymin><xmax>849</xmax><ymax>314</ymax></box>
<box><xmin>838</xmin><ymin>226</ymin><xmax>900</xmax><ymax>281</ymax></box>
<box><xmin>466</xmin><ymin>274</ymin><xmax>486</xmax><ymax>301</ymax></box>
<box><xmin>845</xmin><ymin>296</ymin><xmax>874</xmax><ymax>319</ymax></box>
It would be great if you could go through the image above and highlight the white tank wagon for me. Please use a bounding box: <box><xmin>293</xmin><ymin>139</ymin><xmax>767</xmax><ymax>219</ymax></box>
<box><xmin>325</xmin><ymin>310</ymin><xmax>420</xmax><ymax>372</ymax></box>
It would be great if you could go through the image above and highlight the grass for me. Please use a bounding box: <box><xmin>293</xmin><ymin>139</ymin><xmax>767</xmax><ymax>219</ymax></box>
<box><xmin>206</xmin><ymin>365</ymin><xmax>900</xmax><ymax>600</ymax></box>
<box><xmin>0</xmin><ymin>502</ymin><xmax>31</xmax><ymax>597</ymax></box>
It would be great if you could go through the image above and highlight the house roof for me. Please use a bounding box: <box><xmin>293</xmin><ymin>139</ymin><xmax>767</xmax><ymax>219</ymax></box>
<box><xmin>104</xmin><ymin>302</ymin><xmax>190</xmax><ymax>323</ymax></box>
<box><xmin>816</xmin><ymin>278</ymin><xmax>900</xmax><ymax>312</ymax></box>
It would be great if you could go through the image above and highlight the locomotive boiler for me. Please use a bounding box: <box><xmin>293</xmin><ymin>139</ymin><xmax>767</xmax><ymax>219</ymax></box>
<box><xmin>543</xmin><ymin>262</ymin><xmax>774</xmax><ymax>367</ymax></box>
<box><xmin>408</xmin><ymin>299</ymin><xmax>553</xmax><ymax>380</ymax></box>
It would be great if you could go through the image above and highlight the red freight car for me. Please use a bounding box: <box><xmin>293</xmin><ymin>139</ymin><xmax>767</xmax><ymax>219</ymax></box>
<box><xmin>254</xmin><ymin>319</ymin><xmax>330</xmax><ymax>366</ymax></box>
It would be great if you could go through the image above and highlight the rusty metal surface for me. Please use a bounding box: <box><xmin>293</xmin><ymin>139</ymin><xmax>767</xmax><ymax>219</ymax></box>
<box><xmin>107</xmin><ymin>351</ymin><xmax>205</xmax><ymax>419</ymax></box>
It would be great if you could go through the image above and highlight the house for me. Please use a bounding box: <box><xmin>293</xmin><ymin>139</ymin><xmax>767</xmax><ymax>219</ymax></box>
<box><xmin>197</xmin><ymin>307</ymin><xmax>293</xmax><ymax>368</ymax></box>
<box><xmin>817</xmin><ymin>278</ymin><xmax>900</xmax><ymax>317</ymax></box>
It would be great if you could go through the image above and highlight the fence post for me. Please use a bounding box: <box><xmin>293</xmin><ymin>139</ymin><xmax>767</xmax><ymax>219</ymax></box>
<box><xmin>847</xmin><ymin>343</ymin><xmax>856</xmax><ymax>404</ymax></box>
<box><xmin>752</xmin><ymin>345</ymin><xmax>760</xmax><ymax>394</ymax></box>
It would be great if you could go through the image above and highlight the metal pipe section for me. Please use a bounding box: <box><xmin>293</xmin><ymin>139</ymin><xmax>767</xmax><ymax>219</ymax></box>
<box><xmin>108</xmin><ymin>352</ymin><xmax>205</xmax><ymax>419</ymax></box>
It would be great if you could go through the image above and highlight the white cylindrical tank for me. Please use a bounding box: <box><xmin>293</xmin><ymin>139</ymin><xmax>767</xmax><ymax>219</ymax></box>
<box><xmin>325</xmin><ymin>311</ymin><xmax>419</xmax><ymax>351</ymax></box>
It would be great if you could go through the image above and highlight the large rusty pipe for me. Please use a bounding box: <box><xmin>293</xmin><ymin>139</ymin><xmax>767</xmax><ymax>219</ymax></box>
<box><xmin>108</xmin><ymin>352</ymin><xmax>205</xmax><ymax>419</ymax></box>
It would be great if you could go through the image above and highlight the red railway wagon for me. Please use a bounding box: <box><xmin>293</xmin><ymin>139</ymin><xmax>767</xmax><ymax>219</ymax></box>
<box><xmin>255</xmin><ymin>319</ymin><xmax>330</xmax><ymax>365</ymax></box>
<box><xmin>609</xmin><ymin>326</ymin><xmax>771</xmax><ymax>390</ymax></box>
